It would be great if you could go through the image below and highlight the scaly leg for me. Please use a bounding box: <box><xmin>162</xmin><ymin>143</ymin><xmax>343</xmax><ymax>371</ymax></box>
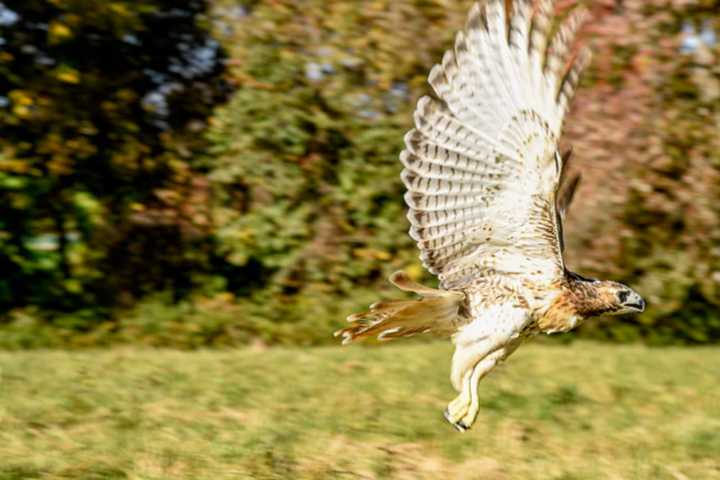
<box><xmin>444</xmin><ymin>304</ymin><xmax>529</xmax><ymax>431</ymax></box>
<box><xmin>456</xmin><ymin>349</ymin><xmax>507</xmax><ymax>430</ymax></box>
<box><xmin>456</xmin><ymin>339</ymin><xmax>522</xmax><ymax>430</ymax></box>
<box><xmin>444</xmin><ymin>340</ymin><xmax>497</xmax><ymax>430</ymax></box>
<box><xmin>444</xmin><ymin>369</ymin><xmax>473</xmax><ymax>429</ymax></box>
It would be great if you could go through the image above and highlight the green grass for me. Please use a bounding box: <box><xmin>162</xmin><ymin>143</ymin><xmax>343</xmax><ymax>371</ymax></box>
<box><xmin>0</xmin><ymin>342</ymin><xmax>718</xmax><ymax>479</ymax></box>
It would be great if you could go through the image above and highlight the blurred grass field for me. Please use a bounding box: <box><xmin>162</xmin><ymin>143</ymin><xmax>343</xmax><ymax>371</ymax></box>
<box><xmin>1</xmin><ymin>342</ymin><xmax>719</xmax><ymax>480</ymax></box>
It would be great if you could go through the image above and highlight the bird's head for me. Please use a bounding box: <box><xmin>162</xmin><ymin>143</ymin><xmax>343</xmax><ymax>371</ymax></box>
<box><xmin>567</xmin><ymin>272</ymin><xmax>645</xmax><ymax>317</ymax></box>
<box><xmin>595</xmin><ymin>281</ymin><xmax>646</xmax><ymax>316</ymax></box>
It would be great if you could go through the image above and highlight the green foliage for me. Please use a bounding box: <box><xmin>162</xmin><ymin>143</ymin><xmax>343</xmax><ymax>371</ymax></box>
<box><xmin>0</xmin><ymin>0</ymin><xmax>719</xmax><ymax>347</ymax></box>
<box><xmin>202</xmin><ymin>0</ymin><xmax>720</xmax><ymax>346</ymax></box>
<box><xmin>567</xmin><ymin>1</ymin><xmax>720</xmax><ymax>344</ymax></box>
<box><xmin>203</xmin><ymin>0</ymin><xmax>471</xmax><ymax>341</ymax></box>
<box><xmin>0</xmin><ymin>0</ymin><xmax>230</xmax><ymax>312</ymax></box>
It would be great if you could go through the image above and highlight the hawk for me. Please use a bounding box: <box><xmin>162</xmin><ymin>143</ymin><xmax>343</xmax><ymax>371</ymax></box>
<box><xmin>335</xmin><ymin>0</ymin><xmax>645</xmax><ymax>431</ymax></box>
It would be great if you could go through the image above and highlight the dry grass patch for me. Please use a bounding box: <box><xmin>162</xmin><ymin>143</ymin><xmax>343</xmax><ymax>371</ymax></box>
<box><xmin>0</xmin><ymin>343</ymin><xmax>718</xmax><ymax>479</ymax></box>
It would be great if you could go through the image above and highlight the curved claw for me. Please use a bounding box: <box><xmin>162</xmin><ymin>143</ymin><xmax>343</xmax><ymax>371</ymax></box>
<box><xmin>443</xmin><ymin>408</ymin><xmax>469</xmax><ymax>432</ymax></box>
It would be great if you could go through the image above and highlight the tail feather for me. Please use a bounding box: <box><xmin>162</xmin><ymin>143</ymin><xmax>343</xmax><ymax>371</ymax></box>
<box><xmin>335</xmin><ymin>271</ymin><xmax>465</xmax><ymax>345</ymax></box>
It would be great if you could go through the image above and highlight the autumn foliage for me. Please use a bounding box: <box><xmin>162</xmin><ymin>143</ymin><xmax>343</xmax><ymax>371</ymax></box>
<box><xmin>0</xmin><ymin>0</ymin><xmax>718</xmax><ymax>346</ymax></box>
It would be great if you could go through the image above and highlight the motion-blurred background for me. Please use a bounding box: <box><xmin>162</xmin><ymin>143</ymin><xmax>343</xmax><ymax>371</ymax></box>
<box><xmin>1</xmin><ymin>0</ymin><xmax>718</xmax><ymax>348</ymax></box>
<box><xmin>1</xmin><ymin>1</ymin><xmax>719</xmax><ymax>479</ymax></box>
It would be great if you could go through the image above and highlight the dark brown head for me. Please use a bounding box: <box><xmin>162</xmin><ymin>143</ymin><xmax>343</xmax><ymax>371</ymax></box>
<box><xmin>568</xmin><ymin>273</ymin><xmax>645</xmax><ymax>317</ymax></box>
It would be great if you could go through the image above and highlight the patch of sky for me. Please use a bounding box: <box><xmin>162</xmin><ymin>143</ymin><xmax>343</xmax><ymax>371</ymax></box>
<box><xmin>170</xmin><ymin>38</ymin><xmax>220</xmax><ymax>79</ymax></box>
<box><xmin>700</xmin><ymin>21</ymin><xmax>716</xmax><ymax>46</ymax></box>
<box><xmin>144</xmin><ymin>69</ymin><xmax>169</xmax><ymax>86</ymax></box>
<box><xmin>122</xmin><ymin>34</ymin><xmax>141</xmax><ymax>46</ymax></box>
<box><xmin>390</xmin><ymin>82</ymin><xmax>408</xmax><ymax>99</ymax></box>
<box><xmin>680</xmin><ymin>20</ymin><xmax>717</xmax><ymax>54</ymax></box>
<box><xmin>0</xmin><ymin>2</ymin><xmax>19</xmax><ymax>27</ymax></box>
<box><xmin>305</xmin><ymin>62</ymin><xmax>324</xmax><ymax>81</ymax></box>
<box><xmin>142</xmin><ymin>82</ymin><xmax>184</xmax><ymax>128</ymax></box>
<box><xmin>358</xmin><ymin>109</ymin><xmax>380</xmax><ymax>120</ymax></box>
<box><xmin>305</xmin><ymin>47</ymin><xmax>336</xmax><ymax>82</ymax></box>
<box><xmin>348</xmin><ymin>92</ymin><xmax>379</xmax><ymax>119</ymax></box>
<box><xmin>384</xmin><ymin>82</ymin><xmax>409</xmax><ymax>113</ymax></box>
<box><xmin>27</xmin><ymin>232</ymin><xmax>81</xmax><ymax>252</ymax></box>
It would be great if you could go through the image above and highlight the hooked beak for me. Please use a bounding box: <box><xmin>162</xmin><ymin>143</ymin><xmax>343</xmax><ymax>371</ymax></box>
<box><xmin>623</xmin><ymin>291</ymin><xmax>645</xmax><ymax>313</ymax></box>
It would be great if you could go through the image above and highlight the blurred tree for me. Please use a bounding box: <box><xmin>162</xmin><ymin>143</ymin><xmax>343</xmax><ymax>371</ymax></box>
<box><xmin>204</xmin><ymin>0</ymin><xmax>472</xmax><ymax>337</ymax></box>
<box><xmin>205</xmin><ymin>0</ymin><xmax>720</xmax><ymax>345</ymax></box>
<box><xmin>0</xmin><ymin>0</ymin><xmax>230</xmax><ymax>313</ymax></box>
<box><xmin>0</xmin><ymin>0</ymin><xmax>718</xmax><ymax>347</ymax></box>
<box><xmin>559</xmin><ymin>0</ymin><xmax>720</xmax><ymax>344</ymax></box>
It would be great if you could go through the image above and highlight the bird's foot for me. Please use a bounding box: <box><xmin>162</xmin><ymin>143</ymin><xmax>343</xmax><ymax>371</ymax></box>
<box><xmin>458</xmin><ymin>403</ymin><xmax>479</xmax><ymax>430</ymax></box>
<box><xmin>443</xmin><ymin>408</ymin><xmax>471</xmax><ymax>432</ymax></box>
<box><xmin>444</xmin><ymin>395</ymin><xmax>471</xmax><ymax>432</ymax></box>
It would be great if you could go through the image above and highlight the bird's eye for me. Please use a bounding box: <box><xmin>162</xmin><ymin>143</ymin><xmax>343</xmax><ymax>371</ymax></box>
<box><xmin>618</xmin><ymin>291</ymin><xmax>629</xmax><ymax>303</ymax></box>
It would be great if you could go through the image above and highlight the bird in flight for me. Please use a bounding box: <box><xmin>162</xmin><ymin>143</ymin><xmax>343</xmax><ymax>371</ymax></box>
<box><xmin>335</xmin><ymin>0</ymin><xmax>645</xmax><ymax>431</ymax></box>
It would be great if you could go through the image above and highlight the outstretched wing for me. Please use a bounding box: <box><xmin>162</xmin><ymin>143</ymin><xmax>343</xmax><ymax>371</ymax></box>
<box><xmin>401</xmin><ymin>0</ymin><xmax>590</xmax><ymax>290</ymax></box>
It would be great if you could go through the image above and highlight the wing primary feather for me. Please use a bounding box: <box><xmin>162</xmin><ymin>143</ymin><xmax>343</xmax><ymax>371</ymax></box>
<box><xmin>545</xmin><ymin>6</ymin><xmax>588</xmax><ymax>75</ymax></box>
<box><xmin>398</xmin><ymin>0</ymin><xmax>592</xmax><ymax>290</ymax></box>
<box><xmin>509</xmin><ymin>0</ymin><xmax>534</xmax><ymax>104</ymax></box>
<box><xmin>557</xmin><ymin>147</ymin><xmax>573</xmax><ymax>188</ymax></box>
<box><xmin>413</xmin><ymin>97</ymin><xmax>525</xmax><ymax>160</ymax></box>
<box><xmin>400</xmin><ymin>149</ymin><xmax>507</xmax><ymax>179</ymax></box>
<box><xmin>557</xmin><ymin>172</ymin><xmax>581</xmax><ymax>218</ymax></box>
<box><xmin>529</xmin><ymin>0</ymin><xmax>554</xmax><ymax>90</ymax></box>
<box><xmin>556</xmin><ymin>47</ymin><xmax>592</xmax><ymax>117</ymax></box>
<box><xmin>465</xmin><ymin>1</ymin><xmax>489</xmax><ymax>33</ymax></box>
<box><xmin>508</xmin><ymin>0</ymin><xmax>532</xmax><ymax>53</ymax></box>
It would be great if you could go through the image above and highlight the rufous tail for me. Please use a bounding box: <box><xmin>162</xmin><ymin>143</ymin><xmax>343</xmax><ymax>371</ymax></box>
<box><xmin>335</xmin><ymin>271</ymin><xmax>465</xmax><ymax>344</ymax></box>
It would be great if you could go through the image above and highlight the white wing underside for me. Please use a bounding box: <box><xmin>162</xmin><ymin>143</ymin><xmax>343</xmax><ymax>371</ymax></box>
<box><xmin>401</xmin><ymin>0</ymin><xmax>590</xmax><ymax>290</ymax></box>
